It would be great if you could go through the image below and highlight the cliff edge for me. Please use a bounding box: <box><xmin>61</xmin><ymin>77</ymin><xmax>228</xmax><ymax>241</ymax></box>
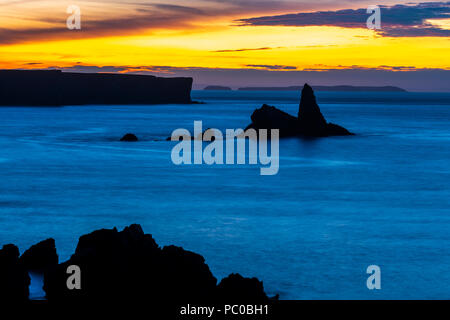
<box><xmin>0</xmin><ymin>70</ymin><xmax>193</xmax><ymax>106</ymax></box>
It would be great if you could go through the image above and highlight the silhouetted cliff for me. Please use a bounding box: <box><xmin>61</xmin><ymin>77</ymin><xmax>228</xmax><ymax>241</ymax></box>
<box><xmin>0</xmin><ymin>70</ymin><xmax>193</xmax><ymax>106</ymax></box>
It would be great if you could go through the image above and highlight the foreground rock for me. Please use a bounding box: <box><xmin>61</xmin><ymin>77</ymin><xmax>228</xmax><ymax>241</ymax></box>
<box><xmin>120</xmin><ymin>133</ymin><xmax>139</xmax><ymax>142</ymax></box>
<box><xmin>0</xmin><ymin>244</ymin><xmax>30</xmax><ymax>302</ymax></box>
<box><xmin>245</xmin><ymin>83</ymin><xmax>353</xmax><ymax>137</ymax></box>
<box><xmin>217</xmin><ymin>273</ymin><xmax>273</xmax><ymax>301</ymax></box>
<box><xmin>19</xmin><ymin>238</ymin><xmax>58</xmax><ymax>272</ymax></box>
<box><xmin>44</xmin><ymin>224</ymin><xmax>270</xmax><ymax>303</ymax></box>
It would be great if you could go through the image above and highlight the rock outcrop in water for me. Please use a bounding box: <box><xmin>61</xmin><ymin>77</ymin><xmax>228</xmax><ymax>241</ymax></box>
<box><xmin>0</xmin><ymin>70</ymin><xmax>193</xmax><ymax>106</ymax></box>
<box><xmin>38</xmin><ymin>224</ymin><xmax>270</xmax><ymax>304</ymax></box>
<box><xmin>120</xmin><ymin>133</ymin><xmax>139</xmax><ymax>142</ymax></box>
<box><xmin>245</xmin><ymin>84</ymin><xmax>353</xmax><ymax>137</ymax></box>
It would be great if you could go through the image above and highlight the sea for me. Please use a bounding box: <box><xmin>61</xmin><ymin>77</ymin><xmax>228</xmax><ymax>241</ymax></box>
<box><xmin>0</xmin><ymin>90</ymin><xmax>449</xmax><ymax>299</ymax></box>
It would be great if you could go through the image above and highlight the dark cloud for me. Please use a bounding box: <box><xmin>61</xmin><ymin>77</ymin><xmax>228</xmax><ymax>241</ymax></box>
<box><xmin>0</xmin><ymin>0</ymin><xmax>377</xmax><ymax>44</ymax></box>
<box><xmin>0</xmin><ymin>1</ymin><xmax>210</xmax><ymax>44</ymax></box>
<box><xmin>246</xmin><ymin>64</ymin><xmax>297</xmax><ymax>70</ymax></box>
<box><xmin>139</xmin><ymin>3</ymin><xmax>204</xmax><ymax>15</ymax></box>
<box><xmin>238</xmin><ymin>2</ymin><xmax>450</xmax><ymax>37</ymax></box>
<box><xmin>0</xmin><ymin>8</ymin><xmax>198</xmax><ymax>44</ymax></box>
<box><xmin>0</xmin><ymin>0</ymin><xmax>324</xmax><ymax>44</ymax></box>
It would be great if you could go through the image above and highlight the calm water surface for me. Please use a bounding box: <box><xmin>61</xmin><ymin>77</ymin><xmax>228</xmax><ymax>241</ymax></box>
<box><xmin>0</xmin><ymin>90</ymin><xmax>449</xmax><ymax>299</ymax></box>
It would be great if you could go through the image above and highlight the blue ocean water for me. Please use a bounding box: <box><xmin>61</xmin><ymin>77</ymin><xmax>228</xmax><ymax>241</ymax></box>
<box><xmin>0</xmin><ymin>90</ymin><xmax>449</xmax><ymax>299</ymax></box>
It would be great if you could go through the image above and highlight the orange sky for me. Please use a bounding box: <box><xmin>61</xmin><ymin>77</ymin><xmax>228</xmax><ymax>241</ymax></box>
<box><xmin>0</xmin><ymin>0</ymin><xmax>449</xmax><ymax>72</ymax></box>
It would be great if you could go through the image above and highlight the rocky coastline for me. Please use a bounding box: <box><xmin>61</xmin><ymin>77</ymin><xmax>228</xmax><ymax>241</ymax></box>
<box><xmin>0</xmin><ymin>224</ymin><xmax>272</xmax><ymax>304</ymax></box>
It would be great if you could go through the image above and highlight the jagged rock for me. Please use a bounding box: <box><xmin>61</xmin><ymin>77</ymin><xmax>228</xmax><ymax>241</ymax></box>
<box><xmin>43</xmin><ymin>225</ymin><xmax>219</xmax><ymax>303</ymax></box>
<box><xmin>0</xmin><ymin>244</ymin><xmax>30</xmax><ymax>302</ymax></box>
<box><xmin>245</xmin><ymin>83</ymin><xmax>353</xmax><ymax>137</ymax></box>
<box><xmin>0</xmin><ymin>224</ymin><xmax>272</xmax><ymax>304</ymax></box>
<box><xmin>160</xmin><ymin>245</ymin><xmax>217</xmax><ymax>301</ymax></box>
<box><xmin>19</xmin><ymin>238</ymin><xmax>58</xmax><ymax>272</ymax></box>
<box><xmin>245</xmin><ymin>104</ymin><xmax>299</xmax><ymax>137</ymax></box>
<box><xmin>120</xmin><ymin>133</ymin><xmax>139</xmax><ymax>142</ymax></box>
<box><xmin>43</xmin><ymin>224</ymin><xmax>271</xmax><ymax>304</ymax></box>
<box><xmin>217</xmin><ymin>273</ymin><xmax>268</xmax><ymax>301</ymax></box>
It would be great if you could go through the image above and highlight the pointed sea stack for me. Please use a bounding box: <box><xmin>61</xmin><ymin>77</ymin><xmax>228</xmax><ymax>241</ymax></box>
<box><xmin>245</xmin><ymin>83</ymin><xmax>353</xmax><ymax>137</ymax></box>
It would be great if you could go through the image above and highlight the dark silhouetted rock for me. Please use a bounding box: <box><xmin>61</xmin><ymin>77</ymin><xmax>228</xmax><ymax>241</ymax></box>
<box><xmin>0</xmin><ymin>70</ymin><xmax>193</xmax><ymax>106</ymax></box>
<box><xmin>43</xmin><ymin>224</ymin><xmax>270</xmax><ymax>304</ymax></box>
<box><xmin>159</xmin><ymin>245</ymin><xmax>217</xmax><ymax>301</ymax></box>
<box><xmin>120</xmin><ymin>133</ymin><xmax>139</xmax><ymax>142</ymax></box>
<box><xmin>245</xmin><ymin>83</ymin><xmax>353</xmax><ymax>137</ymax></box>
<box><xmin>19</xmin><ymin>238</ymin><xmax>58</xmax><ymax>272</ymax></box>
<box><xmin>0</xmin><ymin>244</ymin><xmax>30</xmax><ymax>302</ymax></box>
<box><xmin>245</xmin><ymin>104</ymin><xmax>299</xmax><ymax>137</ymax></box>
<box><xmin>298</xmin><ymin>83</ymin><xmax>327</xmax><ymax>134</ymax></box>
<box><xmin>217</xmin><ymin>273</ymin><xmax>268</xmax><ymax>301</ymax></box>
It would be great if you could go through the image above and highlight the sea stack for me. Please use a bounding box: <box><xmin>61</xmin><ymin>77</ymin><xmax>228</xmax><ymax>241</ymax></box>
<box><xmin>245</xmin><ymin>83</ymin><xmax>353</xmax><ymax>137</ymax></box>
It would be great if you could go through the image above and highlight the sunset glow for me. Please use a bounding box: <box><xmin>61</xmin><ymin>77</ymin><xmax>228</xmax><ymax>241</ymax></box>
<box><xmin>0</xmin><ymin>1</ymin><xmax>448</xmax><ymax>73</ymax></box>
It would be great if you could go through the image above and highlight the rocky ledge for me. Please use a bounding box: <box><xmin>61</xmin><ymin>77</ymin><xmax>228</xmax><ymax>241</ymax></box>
<box><xmin>0</xmin><ymin>224</ymin><xmax>273</xmax><ymax>304</ymax></box>
<box><xmin>245</xmin><ymin>83</ymin><xmax>353</xmax><ymax>137</ymax></box>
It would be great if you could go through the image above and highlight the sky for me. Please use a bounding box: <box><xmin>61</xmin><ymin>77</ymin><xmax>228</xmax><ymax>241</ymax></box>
<box><xmin>0</xmin><ymin>0</ymin><xmax>449</xmax><ymax>90</ymax></box>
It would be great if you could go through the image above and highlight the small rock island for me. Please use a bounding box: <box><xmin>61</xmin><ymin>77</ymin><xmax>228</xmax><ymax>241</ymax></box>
<box><xmin>245</xmin><ymin>84</ymin><xmax>353</xmax><ymax>137</ymax></box>
<box><xmin>120</xmin><ymin>133</ymin><xmax>139</xmax><ymax>142</ymax></box>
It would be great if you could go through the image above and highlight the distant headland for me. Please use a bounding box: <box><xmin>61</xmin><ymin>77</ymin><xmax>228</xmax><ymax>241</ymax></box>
<box><xmin>238</xmin><ymin>85</ymin><xmax>406</xmax><ymax>92</ymax></box>
<box><xmin>0</xmin><ymin>70</ymin><xmax>193</xmax><ymax>106</ymax></box>
<box><xmin>204</xmin><ymin>85</ymin><xmax>232</xmax><ymax>91</ymax></box>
